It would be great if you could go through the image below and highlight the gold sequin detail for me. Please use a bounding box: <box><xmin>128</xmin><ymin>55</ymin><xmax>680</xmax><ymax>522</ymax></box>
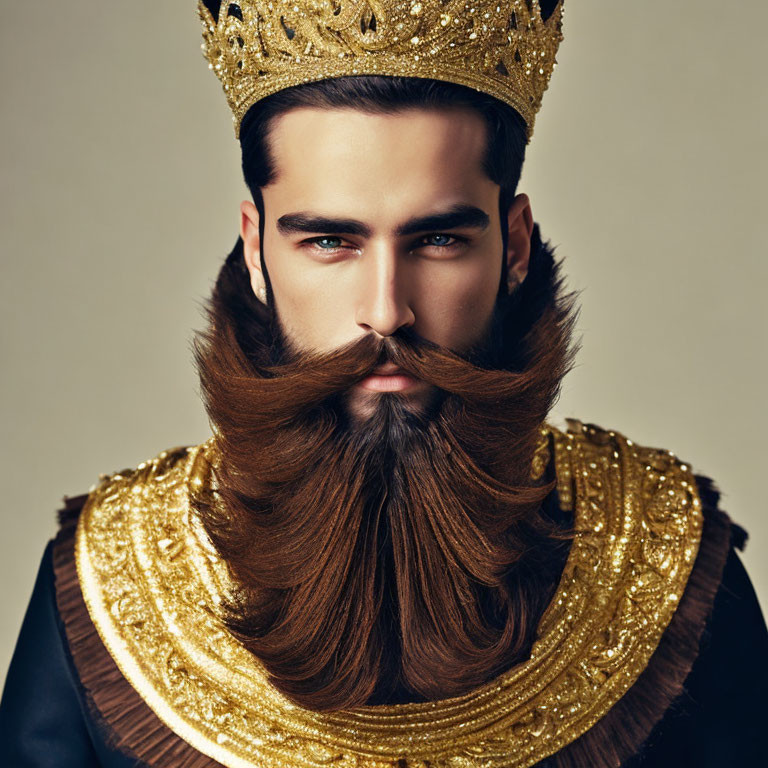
<box><xmin>75</xmin><ymin>419</ymin><xmax>703</xmax><ymax>767</ymax></box>
<box><xmin>197</xmin><ymin>0</ymin><xmax>565</xmax><ymax>142</ymax></box>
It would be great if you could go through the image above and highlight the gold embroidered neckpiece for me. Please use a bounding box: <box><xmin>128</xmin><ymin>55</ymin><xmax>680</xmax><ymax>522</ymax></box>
<box><xmin>75</xmin><ymin>420</ymin><xmax>703</xmax><ymax>767</ymax></box>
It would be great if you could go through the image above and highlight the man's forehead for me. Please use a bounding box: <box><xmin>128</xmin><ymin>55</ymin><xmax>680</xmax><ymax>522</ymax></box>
<box><xmin>263</xmin><ymin>107</ymin><xmax>497</xmax><ymax>230</ymax></box>
<box><xmin>267</xmin><ymin>105</ymin><xmax>489</xmax><ymax>178</ymax></box>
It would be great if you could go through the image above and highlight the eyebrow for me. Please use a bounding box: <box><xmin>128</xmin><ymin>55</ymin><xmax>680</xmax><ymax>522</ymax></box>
<box><xmin>275</xmin><ymin>203</ymin><xmax>490</xmax><ymax>239</ymax></box>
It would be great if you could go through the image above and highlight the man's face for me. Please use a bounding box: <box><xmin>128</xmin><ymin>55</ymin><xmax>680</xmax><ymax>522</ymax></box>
<box><xmin>240</xmin><ymin>106</ymin><xmax>533</xmax><ymax>420</ymax></box>
<box><xmin>199</xmin><ymin>109</ymin><xmax>576</xmax><ymax>707</ymax></box>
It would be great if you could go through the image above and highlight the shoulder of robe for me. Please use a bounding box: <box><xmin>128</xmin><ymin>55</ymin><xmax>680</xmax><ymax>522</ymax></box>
<box><xmin>50</xmin><ymin>443</ymin><xmax>218</xmax><ymax>767</ymax></box>
<box><xmin>543</xmin><ymin>417</ymin><xmax>749</xmax><ymax>767</ymax></box>
<box><xmin>55</xmin><ymin>443</ymin><xmax>199</xmax><ymax>532</ymax></box>
<box><xmin>557</xmin><ymin>415</ymin><xmax>746</xmax><ymax>546</ymax></box>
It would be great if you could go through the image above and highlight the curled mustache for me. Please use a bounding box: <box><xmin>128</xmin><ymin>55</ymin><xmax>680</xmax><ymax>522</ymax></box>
<box><xmin>192</xmin><ymin>224</ymin><xmax>581</xmax><ymax>710</ymax></box>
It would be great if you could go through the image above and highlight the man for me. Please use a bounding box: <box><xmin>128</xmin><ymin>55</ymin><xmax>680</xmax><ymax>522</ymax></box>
<box><xmin>1</xmin><ymin>0</ymin><xmax>766</xmax><ymax>765</ymax></box>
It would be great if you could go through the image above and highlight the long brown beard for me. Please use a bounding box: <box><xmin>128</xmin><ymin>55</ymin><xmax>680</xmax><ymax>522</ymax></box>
<box><xmin>192</xmin><ymin>223</ymin><xmax>581</xmax><ymax>711</ymax></box>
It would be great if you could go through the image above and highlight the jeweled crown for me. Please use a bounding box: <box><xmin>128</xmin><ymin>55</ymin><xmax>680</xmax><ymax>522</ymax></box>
<box><xmin>198</xmin><ymin>0</ymin><xmax>564</xmax><ymax>142</ymax></box>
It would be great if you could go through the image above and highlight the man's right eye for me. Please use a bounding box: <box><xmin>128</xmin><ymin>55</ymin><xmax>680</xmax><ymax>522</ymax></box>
<box><xmin>303</xmin><ymin>236</ymin><xmax>347</xmax><ymax>252</ymax></box>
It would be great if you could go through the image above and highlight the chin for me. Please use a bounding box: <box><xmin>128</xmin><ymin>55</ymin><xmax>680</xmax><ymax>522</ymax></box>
<box><xmin>344</xmin><ymin>382</ymin><xmax>440</xmax><ymax>425</ymax></box>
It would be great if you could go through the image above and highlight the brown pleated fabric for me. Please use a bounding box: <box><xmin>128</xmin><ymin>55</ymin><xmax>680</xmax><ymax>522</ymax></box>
<box><xmin>52</xmin><ymin>473</ymin><xmax>741</xmax><ymax>768</ymax></box>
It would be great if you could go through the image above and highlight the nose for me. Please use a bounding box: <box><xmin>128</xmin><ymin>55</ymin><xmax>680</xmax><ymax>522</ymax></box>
<box><xmin>354</xmin><ymin>248</ymin><xmax>416</xmax><ymax>338</ymax></box>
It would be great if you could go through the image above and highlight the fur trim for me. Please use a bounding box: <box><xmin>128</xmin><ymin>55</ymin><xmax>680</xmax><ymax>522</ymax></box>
<box><xmin>52</xmin><ymin>473</ymin><xmax>741</xmax><ymax>768</ymax></box>
<box><xmin>56</xmin><ymin>492</ymin><xmax>90</xmax><ymax>527</ymax></box>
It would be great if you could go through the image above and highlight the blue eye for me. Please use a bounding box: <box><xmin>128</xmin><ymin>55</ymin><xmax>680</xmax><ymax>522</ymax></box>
<box><xmin>311</xmin><ymin>236</ymin><xmax>344</xmax><ymax>250</ymax></box>
<box><xmin>424</xmin><ymin>234</ymin><xmax>458</xmax><ymax>247</ymax></box>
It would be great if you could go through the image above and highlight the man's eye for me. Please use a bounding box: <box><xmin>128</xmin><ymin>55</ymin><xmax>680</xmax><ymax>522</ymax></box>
<box><xmin>421</xmin><ymin>233</ymin><xmax>466</xmax><ymax>249</ymax></box>
<box><xmin>303</xmin><ymin>236</ymin><xmax>346</xmax><ymax>252</ymax></box>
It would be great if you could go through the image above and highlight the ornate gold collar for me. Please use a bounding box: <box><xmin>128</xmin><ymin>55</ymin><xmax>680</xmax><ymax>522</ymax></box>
<box><xmin>75</xmin><ymin>419</ymin><xmax>702</xmax><ymax>767</ymax></box>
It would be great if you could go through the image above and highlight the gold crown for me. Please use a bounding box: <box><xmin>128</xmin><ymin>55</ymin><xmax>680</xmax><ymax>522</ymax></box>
<box><xmin>198</xmin><ymin>0</ymin><xmax>564</xmax><ymax>142</ymax></box>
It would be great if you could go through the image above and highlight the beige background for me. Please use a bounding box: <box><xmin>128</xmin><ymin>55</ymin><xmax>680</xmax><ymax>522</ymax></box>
<box><xmin>1</xmin><ymin>1</ymin><xmax>766</xmax><ymax>690</ymax></box>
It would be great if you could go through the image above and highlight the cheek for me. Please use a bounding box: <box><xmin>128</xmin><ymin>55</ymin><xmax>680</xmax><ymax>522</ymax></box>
<box><xmin>267</xmin><ymin>254</ymin><xmax>355</xmax><ymax>352</ymax></box>
<box><xmin>414</xmin><ymin>259</ymin><xmax>501</xmax><ymax>352</ymax></box>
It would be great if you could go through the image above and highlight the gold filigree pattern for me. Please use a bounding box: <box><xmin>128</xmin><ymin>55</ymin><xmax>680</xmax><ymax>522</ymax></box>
<box><xmin>198</xmin><ymin>0</ymin><xmax>565</xmax><ymax>140</ymax></box>
<box><xmin>75</xmin><ymin>420</ymin><xmax>703</xmax><ymax>767</ymax></box>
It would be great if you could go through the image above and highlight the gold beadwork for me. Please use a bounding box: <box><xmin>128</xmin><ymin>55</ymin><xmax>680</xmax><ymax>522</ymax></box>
<box><xmin>198</xmin><ymin>0</ymin><xmax>565</xmax><ymax>142</ymax></box>
<box><xmin>529</xmin><ymin>424</ymin><xmax>551</xmax><ymax>481</ymax></box>
<box><xmin>75</xmin><ymin>420</ymin><xmax>703</xmax><ymax>767</ymax></box>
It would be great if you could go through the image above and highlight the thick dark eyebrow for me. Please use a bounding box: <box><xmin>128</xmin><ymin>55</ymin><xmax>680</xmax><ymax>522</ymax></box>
<box><xmin>275</xmin><ymin>203</ymin><xmax>490</xmax><ymax>239</ymax></box>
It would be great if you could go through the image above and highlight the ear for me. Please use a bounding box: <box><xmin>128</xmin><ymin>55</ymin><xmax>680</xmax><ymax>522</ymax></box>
<box><xmin>504</xmin><ymin>192</ymin><xmax>534</xmax><ymax>292</ymax></box>
<box><xmin>240</xmin><ymin>199</ymin><xmax>267</xmax><ymax>302</ymax></box>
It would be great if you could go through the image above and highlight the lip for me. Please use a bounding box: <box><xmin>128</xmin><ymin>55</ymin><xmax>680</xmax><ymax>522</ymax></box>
<box><xmin>358</xmin><ymin>365</ymin><xmax>421</xmax><ymax>392</ymax></box>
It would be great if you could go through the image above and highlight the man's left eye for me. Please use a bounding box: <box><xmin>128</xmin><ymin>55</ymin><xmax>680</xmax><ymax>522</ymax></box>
<box><xmin>421</xmin><ymin>234</ymin><xmax>466</xmax><ymax>249</ymax></box>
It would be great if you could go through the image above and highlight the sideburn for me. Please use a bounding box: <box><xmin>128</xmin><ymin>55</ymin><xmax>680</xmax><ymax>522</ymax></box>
<box><xmin>192</xmin><ymin>223</ymin><xmax>581</xmax><ymax>711</ymax></box>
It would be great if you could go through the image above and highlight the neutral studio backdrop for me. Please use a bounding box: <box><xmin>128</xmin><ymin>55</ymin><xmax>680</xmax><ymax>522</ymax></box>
<box><xmin>1</xmin><ymin>1</ymin><xmax>766</xmax><ymax>689</ymax></box>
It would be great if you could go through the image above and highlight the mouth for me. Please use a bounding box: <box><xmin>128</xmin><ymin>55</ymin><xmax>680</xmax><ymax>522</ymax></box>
<box><xmin>357</xmin><ymin>363</ymin><xmax>422</xmax><ymax>393</ymax></box>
